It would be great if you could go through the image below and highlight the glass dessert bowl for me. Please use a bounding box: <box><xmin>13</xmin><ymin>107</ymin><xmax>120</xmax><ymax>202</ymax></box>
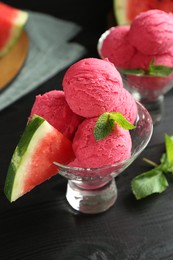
<box><xmin>54</xmin><ymin>101</ymin><xmax>153</xmax><ymax>214</ymax></box>
<box><xmin>120</xmin><ymin>72</ymin><xmax>173</xmax><ymax>124</ymax></box>
<box><xmin>97</xmin><ymin>27</ymin><xmax>173</xmax><ymax>125</ymax></box>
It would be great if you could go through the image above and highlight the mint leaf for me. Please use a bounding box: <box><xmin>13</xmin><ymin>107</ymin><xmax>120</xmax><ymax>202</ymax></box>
<box><xmin>94</xmin><ymin>112</ymin><xmax>114</xmax><ymax>141</ymax></box>
<box><xmin>131</xmin><ymin>168</ymin><xmax>168</xmax><ymax>200</ymax></box>
<box><xmin>148</xmin><ymin>58</ymin><xmax>155</xmax><ymax>68</ymax></box>
<box><xmin>131</xmin><ymin>134</ymin><xmax>173</xmax><ymax>200</ymax></box>
<box><xmin>119</xmin><ymin>59</ymin><xmax>173</xmax><ymax>77</ymax></box>
<box><xmin>149</xmin><ymin>64</ymin><xmax>173</xmax><ymax>77</ymax></box>
<box><xmin>159</xmin><ymin>153</ymin><xmax>168</xmax><ymax>173</ymax></box>
<box><xmin>119</xmin><ymin>68</ymin><xmax>145</xmax><ymax>76</ymax></box>
<box><xmin>159</xmin><ymin>135</ymin><xmax>173</xmax><ymax>173</ymax></box>
<box><xmin>160</xmin><ymin>155</ymin><xmax>173</xmax><ymax>173</ymax></box>
<box><xmin>109</xmin><ymin>112</ymin><xmax>136</xmax><ymax>130</ymax></box>
<box><xmin>148</xmin><ymin>58</ymin><xmax>173</xmax><ymax>76</ymax></box>
<box><xmin>94</xmin><ymin>112</ymin><xmax>136</xmax><ymax>141</ymax></box>
<box><xmin>165</xmin><ymin>134</ymin><xmax>173</xmax><ymax>172</ymax></box>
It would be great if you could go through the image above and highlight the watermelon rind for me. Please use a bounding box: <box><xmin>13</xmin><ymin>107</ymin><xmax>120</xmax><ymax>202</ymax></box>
<box><xmin>0</xmin><ymin>10</ymin><xmax>29</xmax><ymax>58</ymax></box>
<box><xmin>4</xmin><ymin>115</ymin><xmax>52</xmax><ymax>202</ymax></box>
<box><xmin>113</xmin><ymin>0</ymin><xmax>130</xmax><ymax>25</ymax></box>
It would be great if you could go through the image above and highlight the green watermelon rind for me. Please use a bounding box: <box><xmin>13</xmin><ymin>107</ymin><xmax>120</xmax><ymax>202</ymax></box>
<box><xmin>113</xmin><ymin>0</ymin><xmax>130</xmax><ymax>25</ymax></box>
<box><xmin>4</xmin><ymin>115</ymin><xmax>45</xmax><ymax>202</ymax></box>
<box><xmin>0</xmin><ymin>10</ymin><xmax>29</xmax><ymax>58</ymax></box>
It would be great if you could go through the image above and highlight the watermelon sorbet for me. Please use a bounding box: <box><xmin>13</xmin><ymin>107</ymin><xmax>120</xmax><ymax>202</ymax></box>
<box><xmin>69</xmin><ymin>117</ymin><xmax>132</xmax><ymax>168</ymax></box>
<box><xmin>63</xmin><ymin>58</ymin><xmax>137</xmax><ymax>123</ymax></box>
<box><xmin>62</xmin><ymin>58</ymin><xmax>124</xmax><ymax>118</ymax></box>
<box><xmin>128</xmin><ymin>9</ymin><xmax>173</xmax><ymax>55</ymax></box>
<box><xmin>29</xmin><ymin>58</ymin><xmax>138</xmax><ymax>169</ymax></box>
<box><xmin>99</xmin><ymin>26</ymin><xmax>136</xmax><ymax>69</ymax></box>
<box><xmin>29</xmin><ymin>90</ymin><xmax>83</xmax><ymax>140</ymax></box>
<box><xmin>98</xmin><ymin>9</ymin><xmax>173</xmax><ymax>101</ymax></box>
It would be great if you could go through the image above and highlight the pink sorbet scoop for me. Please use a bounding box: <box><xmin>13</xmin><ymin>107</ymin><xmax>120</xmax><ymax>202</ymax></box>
<box><xmin>128</xmin><ymin>9</ymin><xmax>173</xmax><ymax>55</ymax></box>
<box><xmin>29</xmin><ymin>90</ymin><xmax>83</xmax><ymax>140</ymax></box>
<box><xmin>69</xmin><ymin>117</ymin><xmax>132</xmax><ymax>168</ymax></box>
<box><xmin>62</xmin><ymin>58</ymin><xmax>123</xmax><ymax>118</ymax></box>
<box><xmin>99</xmin><ymin>26</ymin><xmax>136</xmax><ymax>69</ymax></box>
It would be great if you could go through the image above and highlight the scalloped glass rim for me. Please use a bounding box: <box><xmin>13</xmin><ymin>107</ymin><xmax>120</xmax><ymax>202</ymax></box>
<box><xmin>54</xmin><ymin>101</ymin><xmax>153</xmax><ymax>180</ymax></box>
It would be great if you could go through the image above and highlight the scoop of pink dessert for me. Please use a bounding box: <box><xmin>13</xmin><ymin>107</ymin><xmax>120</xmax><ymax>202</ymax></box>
<box><xmin>111</xmin><ymin>87</ymin><xmax>138</xmax><ymax>124</ymax></box>
<box><xmin>69</xmin><ymin>117</ymin><xmax>132</xmax><ymax>168</ymax></box>
<box><xmin>62</xmin><ymin>58</ymin><xmax>123</xmax><ymax>118</ymax></box>
<box><xmin>29</xmin><ymin>90</ymin><xmax>83</xmax><ymax>140</ymax></box>
<box><xmin>128</xmin><ymin>9</ymin><xmax>173</xmax><ymax>55</ymax></box>
<box><xmin>99</xmin><ymin>26</ymin><xmax>136</xmax><ymax>69</ymax></box>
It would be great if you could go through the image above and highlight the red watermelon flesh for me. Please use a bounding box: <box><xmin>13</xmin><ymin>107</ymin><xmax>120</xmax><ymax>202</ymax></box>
<box><xmin>4</xmin><ymin>115</ymin><xmax>75</xmax><ymax>202</ymax></box>
<box><xmin>0</xmin><ymin>2</ymin><xmax>28</xmax><ymax>57</ymax></box>
<box><xmin>23</xmin><ymin>126</ymin><xmax>74</xmax><ymax>194</ymax></box>
<box><xmin>115</xmin><ymin>0</ymin><xmax>173</xmax><ymax>25</ymax></box>
<box><xmin>127</xmin><ymin>0</ymin><xmax>173</xmax><ymax>23</ymax></box>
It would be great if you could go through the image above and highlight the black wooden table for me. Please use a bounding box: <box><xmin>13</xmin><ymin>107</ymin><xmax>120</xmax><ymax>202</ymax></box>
<box><xmin>1</xmin><ymin>1</ymin><xmax>173</xmax><ymax>259</ymax></box>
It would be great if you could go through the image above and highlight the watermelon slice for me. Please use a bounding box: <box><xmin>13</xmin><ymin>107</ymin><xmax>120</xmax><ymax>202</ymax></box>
<box><xmin>0</xmin><ymin>2</ymin><xmax>28</xmax><ymax>58</ymax></box>
<box><xmin>114</xmin><ymin>0</ymin><xmax>173</xmax><ymax>25</ymax></box>
<box><xmin>4</xmin><ymin>115</ymin><xmax>75</xmax><ymax>202</ymax></box>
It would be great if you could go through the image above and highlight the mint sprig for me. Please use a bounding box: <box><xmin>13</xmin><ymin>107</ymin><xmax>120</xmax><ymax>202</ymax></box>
<box><xmin>131</xmin><ymin>169</ymin><xmax>168</xmax><ymax>200</ymax></box>
<box><xmin>119</xmin><ymin>68</ymin><xmax>145</xmax><ymax>75</ymax></box>
<box><xmin>119</xmin><ymin>59</ymin><xmax>173</xmax><ymax>77</ymax></box>
<box><xmin>149</xmin><ymin>58</ymin><xmax>173</xmax><ymax>77</ymax></box>
<box><xmin>94</xmin><ymin>112</ymin><xmax>136</xmax><ymax>141</ymax></box>
<box><xmin>131</xmin><ymin>134</ymin><xmax>173</xmax><ymax>200</ymax></box>
<box><xmin>165</xmin><ymin>134</ymin><xmax>173</xmax><ymax>171</ymax></box>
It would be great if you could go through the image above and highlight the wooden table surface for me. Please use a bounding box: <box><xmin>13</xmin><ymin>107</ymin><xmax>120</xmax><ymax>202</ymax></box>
<box><xmin>1</xmin><ymin>1</ymin><xmax>173</xmax><ymax>259</ymax></box>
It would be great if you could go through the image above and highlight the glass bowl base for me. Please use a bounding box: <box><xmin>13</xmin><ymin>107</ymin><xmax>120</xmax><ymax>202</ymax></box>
<box><xmin>66</xmin><ymin>179</ymin><xmax>117</xmax><ymax>214</ymax></box>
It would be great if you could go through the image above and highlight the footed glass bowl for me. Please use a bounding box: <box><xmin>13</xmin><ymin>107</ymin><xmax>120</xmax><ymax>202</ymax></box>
<box><xmin>54</xmin><ymin>102</ymin><xmax>153</xmax><ymax>214</ymax></box>
<box><xmin>120</xmin><ymin>72</ymin><xmax>173</xmax><ymax>124</ymax></box>
<box><xmin>97</xmin><ymin>28</ymin><xmax>173</xmax><ymax>125</ymax></box>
